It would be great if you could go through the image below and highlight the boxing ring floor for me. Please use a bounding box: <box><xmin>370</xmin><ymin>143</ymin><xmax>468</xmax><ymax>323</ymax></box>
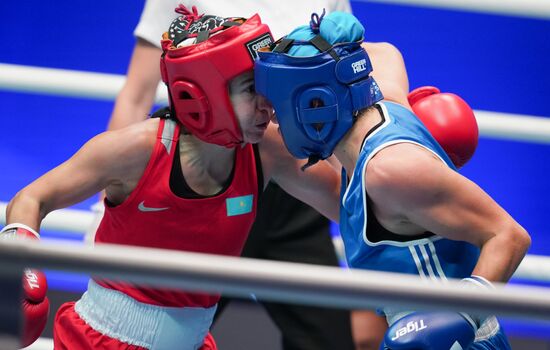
<box><xmin>1</xmin><ymin>0</ymin><xmax>550</xmax><ymax>349</ymax></box>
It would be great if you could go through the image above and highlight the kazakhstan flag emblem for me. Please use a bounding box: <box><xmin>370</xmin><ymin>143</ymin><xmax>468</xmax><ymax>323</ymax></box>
<box><xmin>226</xmin><ymin>194</ymin><xmax>254</xmax><ymax>216</ymax></box>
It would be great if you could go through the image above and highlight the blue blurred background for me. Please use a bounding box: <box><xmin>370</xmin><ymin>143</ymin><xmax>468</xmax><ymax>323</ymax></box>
<box><xmin>0</xmin><ymin>0</ymin><xmax>549</xmax><ymax>342</ymax></box>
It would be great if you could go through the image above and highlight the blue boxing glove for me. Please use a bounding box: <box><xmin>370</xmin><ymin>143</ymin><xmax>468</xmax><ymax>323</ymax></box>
<box><xmin>381</xmin><ymin>311</ymin><xmax>476</xmax><ymax>350</ymax></box>
<box><xmin>382</xmin><ymin>276</ymin><xmax>495</xmax><ymax>349</ymax></box>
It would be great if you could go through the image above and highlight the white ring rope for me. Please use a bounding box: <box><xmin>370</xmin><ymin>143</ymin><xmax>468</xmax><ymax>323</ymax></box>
<box><xmin>475</xmin><ymin>110</ymin><xmax>550</xmax><ymax>144</ymax></box>
<box><xmin>0</xmin><ymin>63</ymin><xmax>168</xmax><ymax>105</ymax></box>
<box><xmin>0</xmin><ymin>203</ymin><xmax>93</xmax><ymax>233</ymax></box>
<box><xmin>0</xmin><ymin>201</ymin><xmax>548</xmax><ymax>282</ymax></box>
<box><xmin>1</xmin><ymin>63</ymin><xmax>550</xmax><ymax>144</ymax></box>
<box><xmin>353</xmin><ymin>0</ymin><xmax>550</xmax><ymax>20</ymax></box>
<box><xmin>1</xmin><ymin>238</ymin><xmax>550</xmax><ymax>322</ymax></box>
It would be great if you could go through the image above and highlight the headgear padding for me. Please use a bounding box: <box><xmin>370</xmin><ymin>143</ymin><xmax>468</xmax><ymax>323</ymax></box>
<box><xmin>160</xmin><ymin>6</ymin><xmax>273</xmax><ymax>147</ymax></box>
<box><xmin>255</xmin><ymin>11</ymin><xmax>383</xmax><ymax>165</ymax></box>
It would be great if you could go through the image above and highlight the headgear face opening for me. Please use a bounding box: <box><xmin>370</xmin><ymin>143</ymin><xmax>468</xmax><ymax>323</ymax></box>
<box><xmin>160</xmin><ymin>8</ymin><xmax>273</xmax><ymax>147</ymax></box>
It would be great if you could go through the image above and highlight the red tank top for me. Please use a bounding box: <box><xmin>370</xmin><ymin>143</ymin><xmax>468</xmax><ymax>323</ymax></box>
<box><xmin>95</xmin><ymin>118</ymin><xmax>260</xmax><ymax>307</ymax></box>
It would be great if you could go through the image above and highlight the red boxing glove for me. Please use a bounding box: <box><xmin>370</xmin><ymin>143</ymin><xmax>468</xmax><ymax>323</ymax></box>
<box><xmin>200</xmin><ymin>332</ymin><xmax>218</xmax><ymax>350</ymax></box>
<box><xmin>1</xmin><ymin>224</ymin><xmax>50</xmax><ymax>347</ymax></box>
<box><xmin>408</xmin><ymin>86</ymin><xmax>478</xmax><ymax>168</ymax></box>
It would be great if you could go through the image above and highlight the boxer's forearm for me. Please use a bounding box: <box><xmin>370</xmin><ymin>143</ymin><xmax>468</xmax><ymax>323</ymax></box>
<box><xmin>472</xmin><ymin>225</ymin><xmax>530</xmax><ymax>282</ymax></box>
<box><xmin>6</xmin><ymin>191</ymin><xmax>43</xmax><ymax>231</ymax></box>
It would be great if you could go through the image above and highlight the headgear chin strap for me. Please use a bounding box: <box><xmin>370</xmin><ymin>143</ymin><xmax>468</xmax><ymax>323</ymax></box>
<box><xmin>255</xmin><ymin>29</ymin><xmax>383</xmax><ymax>165</ymax></box>
<box><xmin>160</xmin><ymin>6</ymin><xmax>273</xmax><ymax>147</ymax></box>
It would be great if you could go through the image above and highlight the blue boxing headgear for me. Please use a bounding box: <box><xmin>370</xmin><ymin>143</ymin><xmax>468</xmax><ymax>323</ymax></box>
<box><xmin>255</xmin><ymin>11</ymin><xmax>383</xmax><ymax>167</ymax></box>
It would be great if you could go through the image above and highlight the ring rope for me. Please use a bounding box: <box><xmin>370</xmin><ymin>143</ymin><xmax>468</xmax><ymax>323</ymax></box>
<box><xmin>0</xmin><ymin>203</ymin><xmax>549</xmax><ymax>284</ymax></box>
<box><xmin>1</xmin><ymin>63</ymin><xmax>549</xmax><ymax>144</ymax></box>
<box><xmin>1</xmin><ymin>238</ymin><xmax>550</xmax><ymax>321</ymax></box>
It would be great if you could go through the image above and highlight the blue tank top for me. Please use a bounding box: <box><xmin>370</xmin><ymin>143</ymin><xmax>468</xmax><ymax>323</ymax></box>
<box><xmin>339</xmin><ymin>101</ymin><xmax>480</xmax><ymax>281</ymax></box>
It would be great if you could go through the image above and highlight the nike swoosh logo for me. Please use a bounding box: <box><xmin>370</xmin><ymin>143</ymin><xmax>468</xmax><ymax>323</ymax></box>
<box><xmin>138</xmin><ymin>201</ymin><xmax>169</xmax><ymax>212</ymax></box>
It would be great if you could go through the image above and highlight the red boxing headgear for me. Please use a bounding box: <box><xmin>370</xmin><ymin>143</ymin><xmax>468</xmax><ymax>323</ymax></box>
<box><xmin>160</xmin><ymin>7</ymin><xmax>273</xmax><ymax>147</ymax></box>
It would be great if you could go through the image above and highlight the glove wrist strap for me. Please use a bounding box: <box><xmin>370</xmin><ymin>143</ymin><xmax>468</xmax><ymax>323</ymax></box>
<box><xmin>460</xmin><ymin>275</ymin><xmax>494</xmax><ymax>329</ymax></box>
<box><xmin>462</xmin><ymin>275</ymin><xmax>494</xmax><ymax>289</ymax></box>
<box><xmin>1</xmin><ymin>223</ymin><xmax>40</xmax><ymax>239</ymax></box>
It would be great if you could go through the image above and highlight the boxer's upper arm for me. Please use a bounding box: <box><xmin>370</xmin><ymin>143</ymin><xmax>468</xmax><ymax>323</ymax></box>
<box><xmin>361</xmin><ymin>42</ymin><xmax>410</xmax><ymax>107</ymax></box>
<box><xmin>14</xmin><ymin>121</ymin><xmax>156</xmax><ymax>215</ymax></box>
<box><xmin>367</xmin><ymin>144</ymin><xmax>516</xmax><ymax>246</ymax></box>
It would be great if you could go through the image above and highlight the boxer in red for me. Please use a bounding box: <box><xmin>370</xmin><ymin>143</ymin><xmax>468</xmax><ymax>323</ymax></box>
<box><xmin>1</xmin><ymin>6</ymin><xmax>341</xmax><ymax>349</ymax></box>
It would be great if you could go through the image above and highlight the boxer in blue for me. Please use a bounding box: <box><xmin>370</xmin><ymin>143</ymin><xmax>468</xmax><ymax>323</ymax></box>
<box><xmin>255</xmin><ymin>10</ymin><xmax>529</xmax><ymax>350</ymax></box>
